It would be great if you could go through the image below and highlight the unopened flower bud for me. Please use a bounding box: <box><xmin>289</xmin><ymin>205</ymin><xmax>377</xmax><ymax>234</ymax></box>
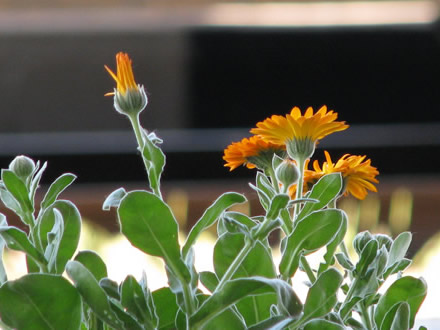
<box><xmin>9</xmin><ymin>155</ymin><xmax>35</xmax><ymax>181</ymax></box>
<box><xmin>105</xmin><ymin>52</ymin><xmax>148</xmax><ymax>117</ymax></box>
<box><xmin>113</xmin><ymin>86</ymin><xmax>148</xmax><ymax>116</ymax></box>
<box><xmin>275</xmin><ymin>160</ymin><xmax>299</xmax><ymax>188</ymax></box>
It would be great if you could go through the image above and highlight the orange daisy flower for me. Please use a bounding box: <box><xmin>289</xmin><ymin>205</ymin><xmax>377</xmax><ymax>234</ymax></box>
<box><xmin>311</xmin><ymin>151</ymin><xmax>379</xmax><ymax>200</ymax></box>
<box><xmin>251</xmin><ymin>106</ymin><xmax>348</xmax><ymax>161</ymax></box>
<box><xmin>223</xmin><ymin>135</ymin><xmax>285</xmax><ymax>171</ymax></box>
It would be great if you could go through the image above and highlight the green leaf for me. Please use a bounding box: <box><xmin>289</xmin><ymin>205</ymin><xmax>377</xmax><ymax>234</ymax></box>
<box><xmin>25</xmin><ymin>254</ymin><xmax>40</xmax><ymax>273</ymax></box>
<box><xmin>141</xmin><ymin>131</ymin><xmax>166</xmax><ymax>195</ymax></box>
<box><xmin>139</xmin><ymin>271</ymin><xmax>159</xmax><ymax>327</ymax></box>
<box><xmin>29</xmin><ymin>161</ymin><xmax>47</xmax><ymax>203</ymax></box>
<box><xmin>266</xmin><ymin>194</ymin><xmax>290</xmax><ymax>220</ymax></box>
<box><xmin>74</xmin><ymin>250</ymin><xmax>108</xmax><ymax>281</ymax></box>
<box><xmin>200</xmin><ymin>271</ymin><xmax>219</xmax><ymax>293</ymax></box>
<box><xmin>279</xmin><ymin>209</ymin><xmax>345</xmax><ymax>278</ymax></box>
<box><xmin>319</xmin><ymin>212</ymin><xmax>348</xmax><ymax>274</ymax></box>
<box><xmin>44</xmin><ymin>209</ymin><xmax>64</xmax><ymax>273</ymax></box>
<box><xmin>1</xmin><ymin>169</ymin><xmax>33</xmax><ymax>215</ymax></box>
<box><xmin>190</xmin><ymin>276</ymin><xmax>301</xmax><ymax>328</ymax></box>
<box><xmin>120</xmin><ymin>275</ymin><xmax>152</xmax><ymax>326</ymax></box>
<box><xmin>66</xmin><ymin>260</ymin><xmax>123</xmax><ymax>329</ymax></box>
<box><xmin>213</xmin><ymin>234</ymin><xmax>279</xmax><ymax>327</ymax></box>
<box><xmin>304</xmin><ymin>318</ymin><xmax>346</xmax><ymax>330</ymax></box>
<box><xmin>99</xmin><ymin>277</ymin><xmax>120</xmax><ymax>300</ymax></box>
<box><xmin>272</xmin><ymin>153</ymin><xmax>284</xmax><ymax>169</ymax></box>
<box><xmin>384</xmin><ymin>232</ymin><xmax>412</xmax><ymax>278</ymax></box>
<box><xmin>102</xmin><ymin>187</ymin><xmax>127</xmax><ymax>211</ymax></box>
<box><xmin>302</xmin><ymin>268</ymin><xmax>343</xmax><ymax>322</ymax></box>
<box><xmin>374</xmin><ymin>276</ymin><xmax>427</xmax><ymax>329</ymax></box>
<box><xmin>197</xmin><ymin>294</ymin><xmax>246</xmax><ymax>330</ymax></box>
<box><xmin>0</xmin><ymin>215</ymin><xmax>7</xmax><ymax>284</ymax></box>
<box><xmin>182</xmin><ymin>192</ymin><xmax>246</xmax><ymax>258</ymax></box>
<box><xmin>40</xmin><ymin>173</ymin><xmax>76</xmax><ymax>210</ymax></box>
<box><xmin>247</xmin><ymin>316</ymin><xmax>291</xmax><ymax>330</ymax></box>
<box><xmin>218</xmin><ymin>211</ymin><xmax>257</xmax><ymax>237</ymax></box>
<box><xmin>119</xmin><ymin>191</ymin><xmax>179</xmax><ymax>259</ymax></box>
<box><xmin>223</xmin><ymin>212</ymin><xmax>256</xmax><ymax>229</ymax></box>
<box><xmin>39</xmin><ymin>200</ymin><xmax>81</xmax><ymax>274</ymax></box>
<box><xmin>0</xmin><ymin>274</ymin><xmax>81</xmax><ymax>330</ymax></box>
<box><xmin>335</xmin><ymin>252</ymin><xmax>354</xmax><ymax>271</ymax></box>
<box><xmin>375</xmin><ymin>245</ymin><xmax>389</xmax><ymax>277</ymax></box>
<box><xmin>388</xmin><ymin>302</ymin><xmax>410</xmax><ymax>330</ymax></box>
<box><xmin>385</xmin><ymin>258</ymin><xmax>411</xmax><ymax>278</ymax></box>
<box><xmin>0</xmin><ymin>226</ymin><xmax>46</xmax><ymax>267</ymax></box>
<box><xmin>0</xmin><ymin>188</ymin><xmax>25</xmax><ymax>219</ymax></box>
<box><xmin>250</xmin><ymin>171</ymin><xmax>276</xmax><ymax>211</ymax></box>
<box><xmin>345</xmin><ymin>317</ymin><xmax>366</xmax><ymax>330</ymax></box>
<box><xmin>297</xmin><ymin>173</ymin><xmax>342</xmax><ymax>221</ymax></box>
<box><xmin>350</xmin><ymin>268</ymin><xmax>380</xmax><ymax>301</ymax></box>
<box><xmin>214</xmin><ymin>233</ymin><xmax>276</xmax><ymax>280</ymax></box>
<box><xmin>339</xmin><ymin>296</ymin><xmax>362</xmax><ymax>322</ymax></box>
<box><xmin>387</xmin><ymin>232</ymin><xmax>412</xmax><ymax>267</ymax></box>
<box><xmin>118</xmin><ymin>190</ymin><xmax>190</xmax><ymax>285</ymax></box>
<box><xmin>108</xmin><ymin>300</ymin><xmax>143</xmax><ymax>330</ymax></box>
<box><xmin>183</xmin><ymin>247</ymin><xmax>199</xmax><ymax>292</ymax></box>
<box><xmin>152</xmin><ymin>287</ymin><xmax>179</xmax><ymax>330</ymax></box>
<box><xmin>355</xmin><ymin>239</ymin><xmax>379</xmax><ymax>276</ymax></box>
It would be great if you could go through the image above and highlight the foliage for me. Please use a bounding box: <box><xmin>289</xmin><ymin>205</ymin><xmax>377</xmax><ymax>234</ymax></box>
<box><xmin>0</xmin><ymin>53</ymin><xmax>427</xmax><ymax>329</ymax></box>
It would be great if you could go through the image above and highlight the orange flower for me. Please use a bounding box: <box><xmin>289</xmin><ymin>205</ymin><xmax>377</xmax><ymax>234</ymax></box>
<box><xmin>105</xmin><ymin>52</ymin><xmax>147</xmax><ymax>116</ymax></box>
<box><xmin>311</xmin><ymin>151</ymin><xmax>379</xmax><ymax>200</ymax></box>
<box><xmin>105</xmin><ymin>52</ymin><xmax>138</xmax><ymax>95</ymax></box>
<box><xmin>223</xmin><ymin>135</ymin><xmax>285</xmax><ymax>171</ymax></box>
<box><xmin>251</xmin><ymin>106</ymin><xmax>348</xmax><ymax>160</ymax></box>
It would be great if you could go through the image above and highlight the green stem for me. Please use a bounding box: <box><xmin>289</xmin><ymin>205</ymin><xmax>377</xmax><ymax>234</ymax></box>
<box><xmin>129</xmin><ymin>113</ymin><xmax>145</xmax><ymax>150</ymax></box>
<box><xmin>293</xmin><ymin>156</ymin><xmax>306</xmax><ymax>222</ymax></box>
<box><xmin>339</xmin><ymin>276</ymin><xmax>359</xmax><ymax>320</ymax></box>
<box><xmin>360</xmin><ymin>302</ymin><xmax>373</xmax><ymax>330</ymax></box>
<box><xmin>193</xmin><ymin>239</ymin><xmax>254</xmax><ymax>329</ymax></box>
<box><xmin>167</xmin><ymin>258</ymin><xmax>196</xmax><ymax>320</ymax></box>
<box><xmin>128</xmin><ymin>114</ymin><xmax>162</xmax><ymax>199</ymax></box>
<box><xmin>214</xmin><ymin>238</ymin><xmax>254</xmax><ymax>294</ymax></box>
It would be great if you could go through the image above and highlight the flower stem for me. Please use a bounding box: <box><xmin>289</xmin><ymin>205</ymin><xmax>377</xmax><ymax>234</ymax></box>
<box><xmin>128</xmin><ymin>114</ymin><xmax>162</xmax><ymax>199</ymax></box>
<box><xmin>293</xmin><ymin>156</ymin><xmax>306</xmax><ymax>221</ymax></box>
<box><xmin>214</xmin><ymin>238</ymin><xmax>254</xmax><ymax>294</ymax></box>
<box><xmin>193</xmin><ymin>239</ymin><xmax>254</xmax><ymax>329</ymax></box>
<box><xmin>360</xmin><ymin>302</ymin><xmax>373</xmax><ymax>330</ymax></box>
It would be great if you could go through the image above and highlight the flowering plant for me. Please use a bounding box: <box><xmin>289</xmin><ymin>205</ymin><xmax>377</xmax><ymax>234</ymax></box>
<box><xmin>0</xmin><ymin>52</ymin><xmax>427</xmax><ymax>330</ymax></box>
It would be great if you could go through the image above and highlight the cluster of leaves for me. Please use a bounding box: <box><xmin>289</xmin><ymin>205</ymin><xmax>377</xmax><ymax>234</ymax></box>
<box><xmin>0</xmin><ymin>129</ymin><xmax>427</xmax><ymax>329</ymax></box>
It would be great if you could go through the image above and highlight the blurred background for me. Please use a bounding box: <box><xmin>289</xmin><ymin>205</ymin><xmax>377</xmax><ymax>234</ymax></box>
<box><xmin>1</xmin><ymin>0</ymin><xmax>439</xmax><ymax>326</ymax></box>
